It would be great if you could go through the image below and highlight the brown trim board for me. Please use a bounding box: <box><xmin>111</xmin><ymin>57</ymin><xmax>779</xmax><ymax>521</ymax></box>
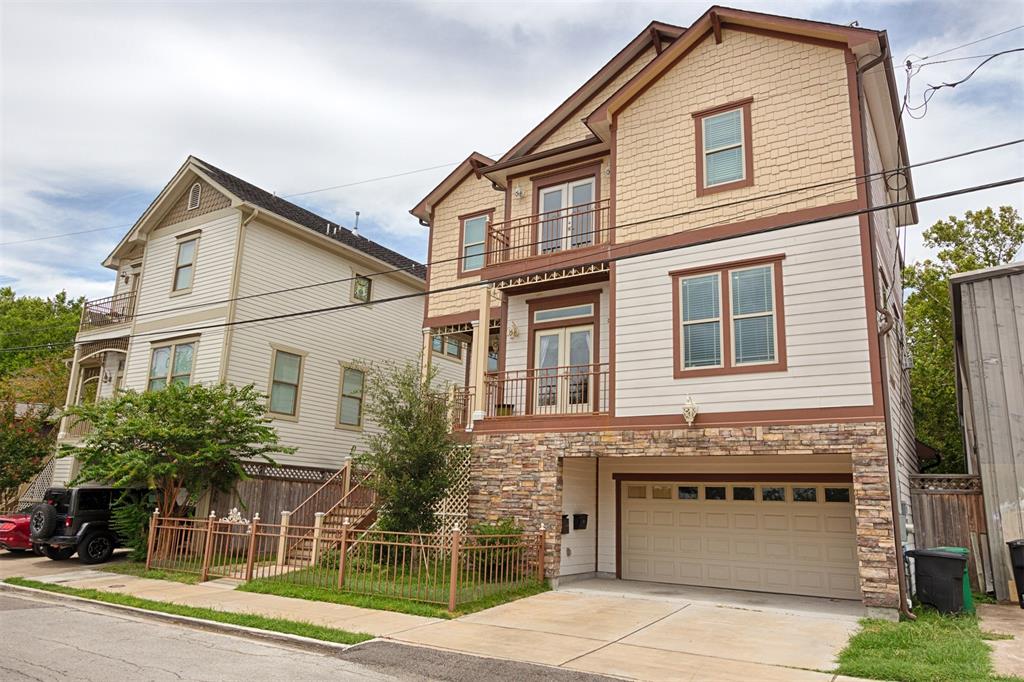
<box><xmin>693</xmin><ymin>97</ymin><xmax>754</xmax><ymax>197</ymax></box>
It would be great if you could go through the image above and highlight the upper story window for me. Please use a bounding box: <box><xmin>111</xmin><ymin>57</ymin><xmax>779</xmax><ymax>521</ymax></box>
<box><xmin>187</xmin><ymin>183</ymin><xmax>202</xmax><ymax>210</ymax></box>
<box><xmin>432</xmin><ymin>335</ymin><xmax>462</xmax><ymax>359</ymax></box>
<box><xmin>269</xmin><ymin>349</ymin><xmax>304</xmax><ymax>417</ymax></box>
<box><xmin>459</xmin><ymin>212</ymin><xmax>490</xmax><ymax>274</ymax></box>
<box><xmin>148</xmin><ymin>340</ymin><xmax>196</xmax><ymax>391</ymax></box>
<box><xmin>337</xmin><ymin>365</ymin><xmax>366</xmax><ymax>428</ymax></box>
<box><xmin>352</xmin><ymin>275</ymin><xmax>372</xmax><ymax>303</ymax></box>
<box><xmin>173</xmin><ymin>236</ymin><xmax>199</xmax><ymax>292</ymax></box>
<box><xmin>671</xmin><ymin>255</ymin><xmax>786</xmax><ymax>378</ymax></box>
<box><xmin>694</xmin><ymin>98</ymin><xmax>753</xmax><ymax>196</ymax></box>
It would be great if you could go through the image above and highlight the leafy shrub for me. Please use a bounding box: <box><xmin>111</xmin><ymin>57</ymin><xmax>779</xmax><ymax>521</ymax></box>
<box><xmin>110</xmin><ymin>492</ymin><xmax>156</xmax><ymax>562</ymax></box>
<box><xmin>466</xmin><ymin>519</ymin><xmax>525</xmax><ymax>581</ymax></box>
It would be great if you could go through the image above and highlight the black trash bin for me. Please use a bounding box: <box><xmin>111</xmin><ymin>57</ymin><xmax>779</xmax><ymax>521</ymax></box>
<box><xmin>907</xmin><ymin>548</ymin><xmax>969</xmax><ymax>614</ymax></box>
<box><xmin>1008</xmin><ymin>539</ymin><xmax>1024</xmax><ymax>609</ymax></box>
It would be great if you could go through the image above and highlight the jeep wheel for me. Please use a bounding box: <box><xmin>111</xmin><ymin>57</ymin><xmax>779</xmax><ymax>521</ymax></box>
<box><xmin>43</xmin><ymin>545</ymin><xmax>76</xmax><ymax>561</ymax></box>
<box><xmin>29</xmin><ymin>504</ymin><xmax>57</xmax><ymax>540</ymax></box>
<box><xmin>78</xmin><ymin>532</ymin><xmax>115</xmax><ymax>564</ymax></box>
<box><xmin>32</xmin><ymin>544</ymin><xmax>45</xmax><ymax>557</ymax></box>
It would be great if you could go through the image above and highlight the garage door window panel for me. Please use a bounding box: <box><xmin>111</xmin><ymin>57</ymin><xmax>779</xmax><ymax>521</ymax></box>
<box><xmin>761</xmin><ymin>486</ymin><xmax>786</xmax><ymax>502</ymax></box>
<box><xmin>825</xmin><ymin>488</ymin><xmax>851</xmax><ymax>503</ymax></box>
<box><xmin>678</xmin><ymin>486</ymin><xmax>699</xmax><ymax>500</ymax></box>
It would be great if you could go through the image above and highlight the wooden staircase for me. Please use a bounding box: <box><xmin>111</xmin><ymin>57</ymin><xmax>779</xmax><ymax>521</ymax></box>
<box><xmin>285</xmin><ymin>462</ymin><xmax>377</xmax><ymax>566</ymax></box>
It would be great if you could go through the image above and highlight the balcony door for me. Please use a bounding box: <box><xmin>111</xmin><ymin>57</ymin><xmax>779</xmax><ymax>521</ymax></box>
<box><xmin>534</xmin><ymin>325</ymin><xmax>593</xmax><ymax>414</ymax></box>
<box><xmin>538</xmin><ymin>177</ymin><xmax>596</xmax><ymax>254</ymax></box>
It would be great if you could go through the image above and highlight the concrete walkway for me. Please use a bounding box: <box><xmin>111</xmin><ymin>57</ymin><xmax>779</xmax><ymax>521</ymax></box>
<box><xmin>978</xmin><ymin>603</ymin><xmax>1024</xmax><ymax>678</ymax></box>
<box><xmin>8</xmin><ymin>558</ymin><xmax>868</xmax><ymax>681</ymax></box>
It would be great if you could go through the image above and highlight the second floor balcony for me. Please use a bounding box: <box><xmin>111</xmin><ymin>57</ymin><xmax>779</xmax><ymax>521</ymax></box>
<box><xmin>484</xmin><ymin>363</ymin><xmax>610</xmax><ymax>419</ymax></box>
<box><xmin>80</xmin><ymin>291</ymin><xmax>137</xmax><ymax>333</ymax></box>
<box><xmin>485</xmin><ymin>199</ymin><xmax>610</xmax><ymax>276</ymax></box>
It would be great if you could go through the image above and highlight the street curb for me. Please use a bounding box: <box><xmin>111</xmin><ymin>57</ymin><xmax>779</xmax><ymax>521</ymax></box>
<box><xmin>0</xmin><ymin>582</ymin><xmax>369</xmax><ymax>656</ymax></box>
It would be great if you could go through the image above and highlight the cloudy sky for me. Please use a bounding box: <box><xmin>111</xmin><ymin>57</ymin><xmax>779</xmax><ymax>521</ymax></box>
<box><xmin>1</xmin><ymin>0</ymin><xmax>1022</xmax><ymax>301</ymax></box>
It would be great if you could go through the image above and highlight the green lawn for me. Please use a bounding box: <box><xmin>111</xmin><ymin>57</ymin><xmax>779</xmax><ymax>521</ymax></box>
<box><xmin>102</xmin><ymin>561</ymin><xmax>200</xmax><ymax>584</ymax></box>
<box><xmin>835</xmin><ymin>607</ymin><xmax>1022</xmax><ymax>682</ymax></box>
<box><xmin>4</xmin><ymin>577</ymin><xmax>372</xmax><ymax>646</ymax></box>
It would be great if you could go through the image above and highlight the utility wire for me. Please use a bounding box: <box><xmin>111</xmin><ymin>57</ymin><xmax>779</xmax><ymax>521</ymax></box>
<box><xmin>3</xmin><ymin>174</ymin><xmax>1020</xmax><ymax>354</ymax></box>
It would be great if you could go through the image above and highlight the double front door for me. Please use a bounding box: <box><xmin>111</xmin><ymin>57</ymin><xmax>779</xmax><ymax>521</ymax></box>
<box><xmin>534</xmin><ymin>325</ymin><xmax>594</xmax><ymax>414</ymax></box>
<box><xmin>538</xmin><ymin>178</ymin><xmax>596</xmax><ymax>254</ymax></box>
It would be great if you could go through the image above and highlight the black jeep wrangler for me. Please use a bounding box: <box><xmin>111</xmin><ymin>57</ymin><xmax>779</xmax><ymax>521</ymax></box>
<box><xmin>29</xmin><ymin>487</ymin><xmax>145</xmax><ymax>564</ymax></box>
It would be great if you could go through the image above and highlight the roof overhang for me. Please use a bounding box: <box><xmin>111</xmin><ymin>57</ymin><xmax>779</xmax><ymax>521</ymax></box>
<box><xmin>482</xmin><ymin>136</ymin><xmax>608</xmax><ymax>188</ymax></box>
<box><xmin>409</xmin><ymin>152</ymin><xmax>495</xmax><ymax>225</ymax></box>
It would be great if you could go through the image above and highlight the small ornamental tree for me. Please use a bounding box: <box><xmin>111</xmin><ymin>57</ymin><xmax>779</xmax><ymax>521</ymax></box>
<box><xmin>357</xmin><ymin>360</ymin><xmax>455</xmax><ymax>534</ymax></box>
<box><xmin>0</xmin><ymin>402</ymin><xmax>52</xmax><ymax>507</ymax></box>
<box><xmin>60</xmin><ymin>382</ymin><xmax>293</xmax><ymax>515</ymax></box>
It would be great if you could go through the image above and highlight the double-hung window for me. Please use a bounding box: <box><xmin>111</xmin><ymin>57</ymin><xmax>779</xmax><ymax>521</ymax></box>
<box><xmin>694</xmin><ymin>99</ymin><xmax>752</xmax><ymax>195</ymax></box>
<box><xmin>680</xmin><ymin>274</ymin><xmax>722</xmax><ymax>369</ymax></box>
<box><xmin>173</xmin><ymin>237</ymin><xmax>198</xmax><ymax>292</ymax></box>
<box><xmin>148</xmin><ymin>340</ymin><xmax>196</xmax><ymax>391</ymax></box>
<box><xmin>672</xmin><ymin>256</ymin><xmax>785</xmax><ymax>377</ymax></box>
<box><xmin>269</xmin><ymin>349</ymin><xmax>303</xmax><ymax>417</ymax></box>
<box><xmin>338</xmin><ymin>365</ymin><xmax>366</xmax><ymax>428</ymax></box>
<box><xmin>460</xmin><ymin>213</ymin><xmax>489</xmax><ymax>272</ymax></box>
<box><xmin>731</xmin><ymin>265</ymin><xmax>776</xmax><ymax>365</ymax></box>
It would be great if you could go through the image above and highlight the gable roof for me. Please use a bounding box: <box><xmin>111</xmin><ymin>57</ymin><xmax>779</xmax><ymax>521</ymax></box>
<box><xmin>409</xmin><ymin>152</ymin><xmax>494</xmax><ymax>224</ymax></box>
<box><xmin>192</xmin><ymin>157</ymin><xmax>426</xmax><ymax>279</ymax></box>
<box><xmin>106</xmin><ymin>157</ymin><xmax>425</xmax><ymax>280</ymax></box>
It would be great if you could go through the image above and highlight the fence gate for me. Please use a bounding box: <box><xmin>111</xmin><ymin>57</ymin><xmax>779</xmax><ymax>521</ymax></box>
<box><xmin>910</xmin><ymin>474</ymin><xmax>991</xmax><ymax>593</ymax></box>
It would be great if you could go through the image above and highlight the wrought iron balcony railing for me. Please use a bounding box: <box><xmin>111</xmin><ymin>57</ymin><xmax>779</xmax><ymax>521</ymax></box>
<box><xmin>80</xmin><ymin>291</ymin><xmax>137</xmax><ymax>332</ymax></box>
<box><xmin>485</xmin><ymin>199</ymin><xmax>610</xmax><ymax>267</ymax></box>
<box><xmin>484</xmin><ymin>363</ymin><xmax>609</xmax><ymax>418</ymax></box>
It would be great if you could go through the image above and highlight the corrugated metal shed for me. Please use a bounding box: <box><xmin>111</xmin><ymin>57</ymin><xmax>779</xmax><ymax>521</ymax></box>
<box><xmin>951</xmin><ymin>260</ymin><xmax>1024</xmax><ymax>602</ymax></box>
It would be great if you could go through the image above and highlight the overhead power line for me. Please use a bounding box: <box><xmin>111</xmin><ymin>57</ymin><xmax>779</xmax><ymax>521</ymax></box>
<box><xmin>3</xmin><ymin>173</ymin><xmax>1021</xmax><ymax>355</ymax></box>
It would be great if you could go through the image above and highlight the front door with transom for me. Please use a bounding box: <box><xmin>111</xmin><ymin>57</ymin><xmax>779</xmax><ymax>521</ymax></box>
<box><xmin>534</xmin><ymin>325</ymin><xmax>593</xmax><ymax>415</ymax></box>
<box><xmin>538</xmin><ymin>177</ymin><xmax>596</xmax><ymax>254</ymax></box>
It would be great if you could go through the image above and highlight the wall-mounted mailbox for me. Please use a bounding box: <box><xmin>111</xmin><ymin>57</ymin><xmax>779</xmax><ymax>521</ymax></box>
<box><xmin>573</xmin><ymin>513</ymin><xmax>588</xmax><ymax>530</ymax></box>
<box><xmin>561</xmin><ymin>514</ymin><xmax>570</xmax><ymax>535</ymax></box>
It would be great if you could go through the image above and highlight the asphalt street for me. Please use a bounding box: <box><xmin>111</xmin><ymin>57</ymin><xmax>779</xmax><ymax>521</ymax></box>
<box><xmin>0</xmin><ymin>592</ymin><xmax>611</xmax><ymax>682</ymax></box>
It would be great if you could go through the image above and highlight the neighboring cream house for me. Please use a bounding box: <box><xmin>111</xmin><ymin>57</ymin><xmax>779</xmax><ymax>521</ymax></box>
<box><xmin>51</xmin><ymin>156</ymin><xmax>463</xmax><ymax>501</ymax></box>
<box><xmin>413</xmin><ymin>7</ymin><xmax>918</xmax><ymax>614</ymax></box>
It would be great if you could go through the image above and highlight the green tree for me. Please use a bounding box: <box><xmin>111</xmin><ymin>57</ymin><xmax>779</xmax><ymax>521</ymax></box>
<box><xmin>60</xmin><ymin>382</ymin><xmax>292</xmax><ymax>515</ymax></box>
<box><xmin>357</xmin><ymin>361</ymin><xmax>455</xmax><ymax>533</ymax></box>
<box><xmin>0</xmin><ymin>287</ymin><xmax>83</xmax><ymax>378</ymax></box>
<box><xmin>904</xmin><ymin>206</ymin><xmax>1024</xmax><ymax>472</ymax></box>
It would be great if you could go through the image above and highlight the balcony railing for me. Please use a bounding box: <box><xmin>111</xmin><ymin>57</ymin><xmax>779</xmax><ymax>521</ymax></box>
<box><xmin>484</xmin><ymin>363</ymin><xmax>609</xmax><ymax>418</ymax></box>
<box><xmin>486</xmin><ymin>199</ymin><xmax>610</xmax><ymax>266</ymax></box>
<box><xmin>80</xmin><ymin>292</ymin><xmax>137</xmax><ymax>332</ymax></box>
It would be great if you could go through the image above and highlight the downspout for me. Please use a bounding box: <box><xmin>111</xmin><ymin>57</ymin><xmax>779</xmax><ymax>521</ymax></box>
<box><xmin>857</xmin><ymin>48</ymin><xmax>915</xmax><ymax>620</ymax></box>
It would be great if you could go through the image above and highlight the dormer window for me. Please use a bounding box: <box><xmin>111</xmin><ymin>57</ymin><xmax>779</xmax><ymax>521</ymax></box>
<box><xmin>187</xmin><ymin>183</ymin><xmax>201</xmax><ymax>210</ymax></box>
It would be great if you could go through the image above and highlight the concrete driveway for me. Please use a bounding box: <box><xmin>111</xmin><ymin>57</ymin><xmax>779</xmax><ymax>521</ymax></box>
<box><xmin>391</xmin><ymin>578</ymin><xmax>866</xmax><ymax>681</ymax></box>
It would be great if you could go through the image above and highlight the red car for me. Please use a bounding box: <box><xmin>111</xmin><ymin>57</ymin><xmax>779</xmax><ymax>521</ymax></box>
<box><xmin>0</xmin><ymin>507</ymin><xmax>41</xmax><ymax>554</ymax></box>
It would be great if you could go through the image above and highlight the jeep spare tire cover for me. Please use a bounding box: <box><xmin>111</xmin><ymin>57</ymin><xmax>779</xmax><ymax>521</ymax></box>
<box><xmin>29</xmin><ymin>504</ymin><xmax>57</xmax><ymax>539</ymax></box>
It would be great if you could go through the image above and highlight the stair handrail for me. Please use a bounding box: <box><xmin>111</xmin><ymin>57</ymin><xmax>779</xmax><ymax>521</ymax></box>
<box><xmin>289</xmin><ymin>462</ymin><xmax>350</xmax><ymax>529</ymax></box>
<box><xmin>286</xmin><ymin>469</ymin><xmax>377</xmax><ymax>558</ymax></box>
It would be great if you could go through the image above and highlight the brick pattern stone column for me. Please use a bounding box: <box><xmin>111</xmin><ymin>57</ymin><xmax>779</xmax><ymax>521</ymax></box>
<box><xmin>851</xmin><ymin>432</ymin><xmax>901</xmax><ymax>609</ymax></box>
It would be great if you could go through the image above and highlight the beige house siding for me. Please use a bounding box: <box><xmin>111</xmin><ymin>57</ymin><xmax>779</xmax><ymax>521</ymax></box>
<box><xmin>615</xmin><ymin>28</ymin><xmax>857</xmax><ymax>243</ymax></box>
<box><xmin>614</xmin><ymin>216</ymin><xmax>873</xmax><ymax>415</ymax></box>
<box><xmin>122</xmin><ymin>326</ymin><xmax>228</xmax><ymax>393</ymax></box>
<box><xmin>506</xmin><ymin>156</ymin><xmax>611</xmax><ymax>225</ymax></box>
<box><xmin>226</xmin><ymin>219</ymin><xmax>461</xmax><ymax>471</ymax></box>
<box><xmin>533</xmin><ymin>46</ymin><xmax>657</xmax><ymax>154</ymax></box>
<box><xmin>427</xmin><ymin>174</ymin><xmax>505</xmax><ymax>320</ymax></box>
<box><xmin>157</xmin><ymin>178</ymin><xmax>232</xmax><ymax>231</ymax></box>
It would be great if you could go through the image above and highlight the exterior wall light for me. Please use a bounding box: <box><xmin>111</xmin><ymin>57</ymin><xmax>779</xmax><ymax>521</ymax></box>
<box><xmin>682</xmin><ymin>396</ymin><xmax>699</xmax><ymax>427</ymax></box>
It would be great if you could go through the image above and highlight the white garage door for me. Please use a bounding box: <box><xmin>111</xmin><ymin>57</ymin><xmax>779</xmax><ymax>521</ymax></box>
<box><xmin>620</xmin><ymin>480</ymin><xmax>861</xmax><ymax>600</ymax></box>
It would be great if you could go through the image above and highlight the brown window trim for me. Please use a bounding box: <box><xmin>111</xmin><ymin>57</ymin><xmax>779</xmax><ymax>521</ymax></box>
<box><xmin>524</xmin><ymin>289</ymin><xmax>602</xmax><ymax>416</ymax></box>
<box><xmin>670</xmin><ymin>254</ymin><xmax>787</xmax><ymax>379</ymax></box>
<box><xmin>529</xmin><ymin>161</ymin><xmax>603</xmax><ymax>258</ymax></box>
<box><xmin>693</xmin><ymin>97</ymin><xmax>754</xmax><ymax>197</ymax></box>
<box><xmin>457</xmin><ymin>208</ymin><xmax>494</xmax><ymax>277</ymax></box>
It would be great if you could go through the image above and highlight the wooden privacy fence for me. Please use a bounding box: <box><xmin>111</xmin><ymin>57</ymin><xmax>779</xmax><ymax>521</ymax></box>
<box><xmin>146</xmin><ymin>512</ymin><xmax>545</xmax><ymax>611</ymax></box>
<box><xmin>910</xmin><ymin>474</ymin><xmax>991</xmax><ymax>593</ymax></box>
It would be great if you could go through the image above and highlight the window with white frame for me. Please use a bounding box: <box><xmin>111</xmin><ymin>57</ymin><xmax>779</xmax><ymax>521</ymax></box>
<box><xmin>680</xmin><ymin>273</ymin><xmax>722</xmax><ymax>369</ymax></box>
<box><xmin>731</xmin><ymin>265</ymin><xmax>776</xmax><ymax>365</ymax></box>
<box><xmin>148</xmin><ymin>340</ymin><xmax>196</xmax><ymax>391</ymax></box>
<box><xmin>269</xmin><ymin>350</ymin><xmax>303</xmax><ymax>416</ymax></box>
<box><xmin>461</xmin><ymin>214</ymin><xmax>488</xmax><ymax>271</ymax></box>
<box><xmin>702</xmin><ymin>108</ymin><xmax>745</xmax><ymax>187</ymax></box>
<box><xmin>338</xmin><ymin>366</ymin><xmax>366</xmax><ymax>427</ymax></box>
<box><xmin>173</xmin><ymin>237</ymin><xmax>198</xmax><ymax>292</ymax></box>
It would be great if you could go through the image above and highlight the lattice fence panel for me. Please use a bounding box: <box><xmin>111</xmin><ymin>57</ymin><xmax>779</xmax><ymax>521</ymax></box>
<box><xmin>16</xmin><ymin>457</ymin><xmax>56</xmax><ymax>508</ymax></box>
<box><xmin>435</xmin><ymin>445</ymin><xmax>471</xmax><ymax>544</ymax></box>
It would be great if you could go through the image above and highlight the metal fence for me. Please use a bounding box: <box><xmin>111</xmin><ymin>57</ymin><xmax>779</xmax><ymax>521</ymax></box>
<box><xmin>147</xmin><ymin>512</ymin><xmax>545</xmax><ymax>611</ymax></box>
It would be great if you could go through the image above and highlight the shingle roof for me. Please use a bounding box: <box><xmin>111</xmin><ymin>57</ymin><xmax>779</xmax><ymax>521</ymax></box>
<box><xmin>194</xmin><ymin>157</ymin><xmax>426</xmax><ymax>280</ymax></box>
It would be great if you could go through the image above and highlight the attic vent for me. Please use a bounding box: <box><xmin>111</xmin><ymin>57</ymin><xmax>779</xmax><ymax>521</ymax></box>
<box><xmin>187</xmin><ymin>183</ymin><xmax>202</xmax><ymax>210</ymax></box>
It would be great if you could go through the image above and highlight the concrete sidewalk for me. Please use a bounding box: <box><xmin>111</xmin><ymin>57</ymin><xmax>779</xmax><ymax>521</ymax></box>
<box><xmin>21</xmin><ymin>568</ymin><xmax>866</xmax><ymax>681</ymax></box>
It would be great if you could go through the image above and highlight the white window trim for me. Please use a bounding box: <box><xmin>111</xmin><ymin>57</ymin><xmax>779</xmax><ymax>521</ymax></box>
<box><xmin>462</xmin><ymin>215</ymin><xmax>488</xmax><ymax>272</ymax></box>
<box><xmin>171</xmin><ymin>235</ymin><xmax>200</xmax><ymax>296</ymax></box>
<box><xmin>729</xmin><ymin>263</ymin><xmax>777</xmax><ymax>367</ymax></box>
<box><xmin>703</xmin><ymin>108</ymin><xmax>746</xmax><ymax>188</ymax></box>
<box><xmin>268</xmin><ymin>345</ymin><xmax>306</xmax><ymax>421</ymax></box>
<box><xmin>336</xmin><ymin>363</ymin><xmax>367</xmax><ymax>430</ymax></box>
<box><xmin>680</xmin><ymin>273</ymin><xmax>724</xmax><ymax>370</ymax></box>
<box><xmin>147</xmin><ymin>338</ymin><xmax>198</xmax><ymax>391</ymax></box>
<box><xmin>532</xmin><ymin>303</ymin><xmax>594</xmax><ymax>324</ymax></box>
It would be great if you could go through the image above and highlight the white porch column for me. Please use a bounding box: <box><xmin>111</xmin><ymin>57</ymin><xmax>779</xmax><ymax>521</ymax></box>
<box><xmin>471</xmin><ymin>286</ymin><xmax>491</xmax><ymax>421</ymax></box>
<box><xmin>421</xmin><ymin>327</ymin><xmax>434</xmax><ymax>384</ymax></box>
<box><xmin>58</xmin><ymin>344</ymin><xmax>82</xmax><ymax>439</ymax></box>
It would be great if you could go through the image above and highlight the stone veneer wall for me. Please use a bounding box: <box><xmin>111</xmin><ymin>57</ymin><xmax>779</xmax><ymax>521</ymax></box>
<box><xmin>468</xmin><ymin>421</ymin><xmax>899</xmax><ymax>609</ymax></box>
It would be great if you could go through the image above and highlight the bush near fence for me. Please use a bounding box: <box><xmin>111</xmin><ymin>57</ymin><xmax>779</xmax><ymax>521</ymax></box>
<box><xmin>146</xmin><ymin>513</ymin><xmax>546</xmax><ymax>611</ymax></box>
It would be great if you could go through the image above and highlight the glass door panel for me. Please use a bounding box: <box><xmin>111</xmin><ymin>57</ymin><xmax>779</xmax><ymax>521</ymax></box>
<box><xmin>535</xmin><ymin>331</ymin><xmax>560</xmax><ymax>411</ymax></box>
<box><xmin>533</xmin><ymin>325</ymin><xmax>593</xmax><ymax>414</ymax></box>
<box><xmin>569</xmin><ymin>180</ymin><xmax>595</xmax><ymax>248</ymax></box>
<box><xmin>539</xmin><ymin>187</ymin><xmax>565</xmax><ymax>254</ymax></box>
<box><xmin>567</xmin><ymin>327</ymin><xmax>593</xmax><ymax>408</ymax></box>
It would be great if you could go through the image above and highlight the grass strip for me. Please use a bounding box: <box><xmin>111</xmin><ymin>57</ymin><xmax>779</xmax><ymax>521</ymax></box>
<box><xmin>102</xmin><ymin>562</ymin><xmax>200</xmax><ymax>584</ymax></box>
<box><xmin>4</xmin><ymin>577</ymin><xmax>372</xmax><ymax>646</ymax></box>
<box><xmin>239</xmin><ymin>578</ymin><xmax>550</xmax><ymax>618</ymax></box>
<box><xmin>835</xmin><ymin>607</ymin><xmax>1022</xmax><ymax>682</ymax></box>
